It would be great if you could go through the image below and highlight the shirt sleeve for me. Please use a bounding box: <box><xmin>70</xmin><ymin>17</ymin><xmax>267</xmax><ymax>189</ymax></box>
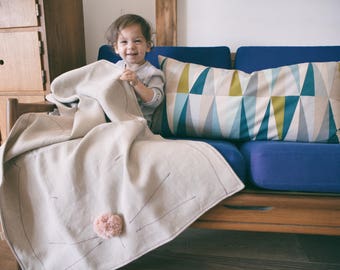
<box><xmin>141</xmin><ymin>68</ymin><xmax>165</xmax><ymax>108</ymax></box>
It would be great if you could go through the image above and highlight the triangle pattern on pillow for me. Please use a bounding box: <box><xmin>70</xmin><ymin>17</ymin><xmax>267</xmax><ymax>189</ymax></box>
<box><xmin>160</xmin><ymin>56</ymin><xmax>340</xmax><ymax>143</ymax></box>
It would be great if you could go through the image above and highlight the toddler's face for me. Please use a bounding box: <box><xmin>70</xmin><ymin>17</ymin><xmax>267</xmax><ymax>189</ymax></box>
<box><xmin>114</xmin><ymin>24</ymin><xmax>151</xmax><ymax>68</ymax></box>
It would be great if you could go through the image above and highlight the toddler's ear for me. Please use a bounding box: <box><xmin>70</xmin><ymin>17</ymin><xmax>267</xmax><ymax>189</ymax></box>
<box><xmin>113</xmin><ymin>44</ymin><xmax>119</xmax><ymax>54</ymax></box>
<box><xmin>146</xmin><ymin>41</ymin><xmax>152</xmax><ymax>52</ymax></box>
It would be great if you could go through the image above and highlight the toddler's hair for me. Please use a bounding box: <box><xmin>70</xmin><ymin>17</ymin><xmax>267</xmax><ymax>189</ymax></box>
<box><xmin>105</xmin><ymin>14</ymin><xmax>153</xmax><ymax>46</ymax></box>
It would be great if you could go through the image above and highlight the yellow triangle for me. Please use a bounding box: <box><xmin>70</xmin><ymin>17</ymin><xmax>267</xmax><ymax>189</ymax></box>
<box><xmin>271</xmin><ymin>96</ymin><xmax>285</xmax><ymax>139</ymax></box>
<box><xmin>229</xmin><ymin>71</ymin><xmax>242</xmax><ymax>96</ymax></box>
<box><xmin>177</xmin><ymin>64</ymin><xmax>190</xmax><ymax>93</ymax></box>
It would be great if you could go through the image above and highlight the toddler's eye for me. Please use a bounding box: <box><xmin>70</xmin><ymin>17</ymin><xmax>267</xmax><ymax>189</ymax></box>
<box><xmin>120</xmin><ymin>40</ymin><xmax>127</xmax><ymax>45</ymax></box>
<box><xmin>135</xmin><ymin>39</ymin><xmax>142</xmax><ymax>44</ymax></box>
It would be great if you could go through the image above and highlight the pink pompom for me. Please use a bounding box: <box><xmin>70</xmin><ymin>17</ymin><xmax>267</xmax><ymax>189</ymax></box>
<box><xmin>93</xmin><ymin>213</ymin><xmax>123</xmax><ymax>239</ymax></box>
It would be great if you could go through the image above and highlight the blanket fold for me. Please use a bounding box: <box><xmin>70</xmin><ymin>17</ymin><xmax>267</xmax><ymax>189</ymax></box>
<box><xmin>0</xmin><ymin>60</ymin><xmax>244</xmax><ymax>270</ymax></box>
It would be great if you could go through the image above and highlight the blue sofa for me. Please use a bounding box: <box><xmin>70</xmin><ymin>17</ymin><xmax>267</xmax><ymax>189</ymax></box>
<box><xmin>98</xmin><ymin>44</ymin><xmax>340</xmax><ymax>235</ymax></box>
<box><xmin>7</xmin><ymin>45</ymin><xmax>340</xmax><ymax>236</ymax></box>
<box><xmin>98</xmin><ymin>45</ymin><xmax>340</xmax><ymax>189</ymax></box>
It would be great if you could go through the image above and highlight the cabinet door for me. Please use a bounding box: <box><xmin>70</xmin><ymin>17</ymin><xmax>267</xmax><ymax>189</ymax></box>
<box><xmin>0</xmin><ymin>31</ymin><xmax>44</xmax><ymax>91</ymax></box>
<box><xmin>0</xmin><ymin>0</ymin><xmax>38</xmax><ymax>28</ymax></box>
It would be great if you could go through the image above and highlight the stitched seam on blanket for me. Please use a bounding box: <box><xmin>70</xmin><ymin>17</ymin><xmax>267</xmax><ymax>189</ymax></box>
<box><xmin>16</xmin><ymin>162</ymin><xmax>46</xmax><ymax>269</ymax></box>
<box><xmin>48</xmin><ymin>236</ymin><xmax>99</xmax><ymax>245</ymax></box>
<box><xmin>135</xmin><ymin>195</ymin><xmax>197</xmax><ymax>233</ymax></box>
<box><xmin>112</xmin><ymin>192</ymin><xmax>229</xmax><ymax>270</ymax></box>
<box><xmin>129</xmin><ymin>172</ymin><xmax>171</xmax><ymax>224</ymax></box>
<box><xmin>63</xmin><ymin>240</ymin><xmax>104</xmax><ymax>270</ymax></box>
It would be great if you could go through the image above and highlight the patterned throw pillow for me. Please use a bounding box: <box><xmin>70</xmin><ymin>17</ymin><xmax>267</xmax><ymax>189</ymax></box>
<box><xmin>158</xmin><ymin>56</ymin><xmax>340</xmax><ymax>143</ymax></box>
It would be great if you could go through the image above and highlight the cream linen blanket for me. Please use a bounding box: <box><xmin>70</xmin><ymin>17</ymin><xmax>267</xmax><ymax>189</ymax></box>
<box><xmin>0</xmin><ymin>60</ymin><xmax>244</xmax><ymax>270</ymax></box>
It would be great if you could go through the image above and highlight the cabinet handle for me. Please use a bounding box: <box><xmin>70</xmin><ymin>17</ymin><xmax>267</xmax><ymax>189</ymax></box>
<box><xmin>0</xmin><ymin>60</ymin><xmax>4</xmax><ymax>65</ymax></box>
<box><xmin>223</xmin><ymin>204</ymin><xmax>273</xmax><ymax>211</ymax></box>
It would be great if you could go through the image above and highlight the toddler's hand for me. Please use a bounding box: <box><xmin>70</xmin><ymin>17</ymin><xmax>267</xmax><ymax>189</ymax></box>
<box><xmin>120</xmin><ymin>69</ymin><xmax>138</xmax><ymax>86</ymax></box>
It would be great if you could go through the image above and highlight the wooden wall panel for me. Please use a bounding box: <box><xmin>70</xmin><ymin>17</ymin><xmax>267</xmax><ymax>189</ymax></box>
<box><xmin>155</xmin><ymin>0</ymin><xmax>177</xmax><ymax>46</ymax></box>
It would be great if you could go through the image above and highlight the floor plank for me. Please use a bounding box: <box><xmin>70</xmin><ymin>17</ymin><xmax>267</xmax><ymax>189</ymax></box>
<box><xmin>123</xmin><ymin>229</ymin><xmax>340</xmax><ymax>269</ymax></box>
<box><xmin>0</xmin><ymin>240</ymin><xmax>17</xmax><ymax>270</ymax></box>
<box><xmin>1</xmin><ymin>229</ymin><xmax>340</xmax><ymax>270</ymax></box>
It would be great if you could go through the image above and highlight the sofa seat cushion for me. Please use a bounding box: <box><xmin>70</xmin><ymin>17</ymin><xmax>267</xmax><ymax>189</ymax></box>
<box><xmin>202</xmin><ymin>139</ymin><xmax>246</xmax><ymax>181</ymax></box>
<box><xmin>169</xmin><ymin>137</ymin><xmax>246</xmax><ymax>181</ymax></box>
<box><xmin>240</xmin><ymin>141</ymin><xmax>340</xmax><ymax>193</ymax></box>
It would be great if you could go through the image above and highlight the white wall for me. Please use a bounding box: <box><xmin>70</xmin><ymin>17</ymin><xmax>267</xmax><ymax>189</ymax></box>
<box><xmin>177</xmin><ymin>0</ymin><xmax>340</xmax><ymax>52</ymax></box>
<box><xmin>83</xmin><ymin>0</ymin><xmax>340</xmax><ymax>63</ymax></box>
<box><xmin>82</xmin><ymin>0</ymin><xmax>155</xmax><ymax>63</ymax></box>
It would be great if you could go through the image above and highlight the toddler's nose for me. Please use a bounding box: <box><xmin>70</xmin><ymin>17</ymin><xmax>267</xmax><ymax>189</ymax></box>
<box><xmin>127</xmin><ymin>42</ymin><xmax>135</xmax><ymax>49</ymax></box>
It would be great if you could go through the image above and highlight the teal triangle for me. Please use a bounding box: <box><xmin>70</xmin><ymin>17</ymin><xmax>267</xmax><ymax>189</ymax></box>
<box><xmin>282</xmin><ymin>96</ymin><xmax>300</xmax><ymax>139</ymax></box>
<box><xmin>190</xmin><ymin>68</ymin><xmax>210</xmax><ymax>95</ymax></box>
<box><xmin>301</xmin><ymin>63</ymin><xmax>315</xmax><ymax>96</ymax></box>
<box><xmin>315</xmin><ymin>103</ymin><xmax>330</xmax><ymax>142</ymax></box>
<box><xmin>313</xmin><ymin>65</ymin><xmax>328</xmax><ymax>97</ymax></box>
<box><xmin>160</xmin><ymin>99</ymin><xmax>173</xmax><ymax>136</ymax></box>
<box><xmin>203</xmin><ymin>97</ymin><xmax>222</xmax><ymax>138</ymax></box>
<box><xmin>327</xmin><ymin>103</ymin><xmax>339</xmax><ymax>143</ymax></box>
<box><xmin>211</xmin><ymin>99</ymin><xmax>222</xmax><ymax>137</ymax></box>
<box><xmin>243</xmin><ymin>96</ymin><xmax>256</xmax><ymax>138</ymax></box>
<box><xmin>256</xmin><ymin>101</ymin><xmax>271</xmax><ymax>140</ymax></box>
<box><xmin>184</xmin><ymin>97</ymin><xmax>198</xmax><ymax>137</ymax></box>
<box><xmin>230</xmin><ymin>103</ymin><xmax>242</xmax><ymax>139</ymax></box>
<box><xmin>173</xmin><ymin>93</ymin><xmax>188</xmax><ymax>134</ymax></box>
<box><xmin>240</xmin><ymin>99</ymin><xmax>250</xmax><ymax>140</ymax></box>
<box><xmin>177</xmin><ymin>96</ymin><xmax>189</xmax><ymax>135</ymax></box>
<box><xmin>297</xmin><ymin>104</ymin><xmax>309</xmax><ymax>141</ymax></box>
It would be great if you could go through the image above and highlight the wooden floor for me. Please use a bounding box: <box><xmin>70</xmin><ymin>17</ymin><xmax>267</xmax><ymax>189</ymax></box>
<box><xmin>1</xmin><ymin>229</ymin><xmax>340</xmax><ymax>270</ymax></box>
<box><xmin>0</xmin><ymin>239</ymin><xmax>17</xmax><ymax>270</ymax></box>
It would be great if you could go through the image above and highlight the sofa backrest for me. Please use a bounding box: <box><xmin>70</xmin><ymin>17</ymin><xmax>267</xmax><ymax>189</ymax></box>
<box><xmin>97</xmin><ymin>45</ymin><xmax>232</xmax><ymax>69</ymax></box>
<box><xmin>98</xmin><ymin>45</ymin><xmax>340</xmax><ymax>73</ymax></box>
<box><xmin>235</xmin><ymin>46</ymin><xmax>340</xmax><ymax>73</ymax></box>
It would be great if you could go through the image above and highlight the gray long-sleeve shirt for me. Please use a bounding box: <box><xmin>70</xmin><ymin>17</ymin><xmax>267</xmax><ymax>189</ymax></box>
<box><xmin>116</xmin><ymin>60</ymin><xmax>165</xmax><ymax>126</ymax></box>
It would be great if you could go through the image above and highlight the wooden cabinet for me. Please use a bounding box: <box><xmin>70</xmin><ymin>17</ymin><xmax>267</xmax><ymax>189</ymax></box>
<box><xmin>0</xmin><ymin>32</ymin><xmax>43</xmax><ymax>92</ymax></box>
<box><xmin>0</xmin><ymin>0</ymin><xmax>86</xmax><ymax>143</ymax></box>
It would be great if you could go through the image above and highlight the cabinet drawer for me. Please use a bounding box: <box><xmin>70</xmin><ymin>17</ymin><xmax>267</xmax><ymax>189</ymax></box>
<box><xmin>0</xmin><ymin>31</ymin><xmax>44</xmax><ymax>91</ymax></box>
<box><xmin>0</xmin><ymin>0</ymin><xmax>38</xmax><ymax>28</ymax></box>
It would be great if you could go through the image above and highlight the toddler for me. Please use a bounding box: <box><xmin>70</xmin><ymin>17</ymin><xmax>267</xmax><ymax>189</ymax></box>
<box><xmin>106</xmin><ymin>14</ymin><xmax>165</xmax><ymax>126</ymax></box>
